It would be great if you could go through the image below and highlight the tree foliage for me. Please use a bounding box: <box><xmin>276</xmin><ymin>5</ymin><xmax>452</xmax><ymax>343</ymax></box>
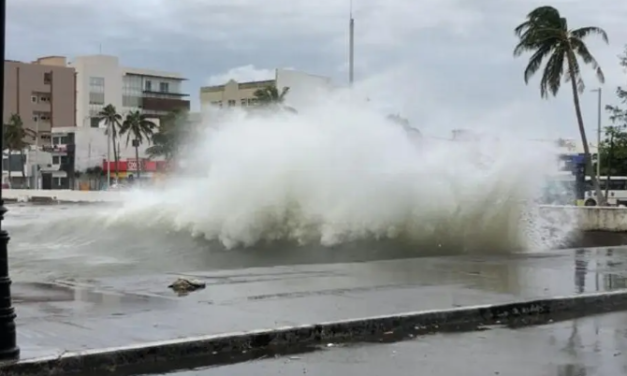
<box><xmin>603</xmin><ymin>45</ymin><xmax>627</xmax><ymax>177</ymax></box>
<box><xmin>146</xmin><ymin>109</ymin><xmax>191</xmax><ymax>162</ymax></box>
<box><xmin>253</xmin><ymin>84</ymin><xmax>296</xmax><ymax>113</ymax></box>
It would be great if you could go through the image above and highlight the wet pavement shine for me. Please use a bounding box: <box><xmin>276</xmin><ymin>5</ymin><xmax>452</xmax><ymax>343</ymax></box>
<box><xmin>162</xmin><ymin>311</ymin><xmax>627</xmax><ymax>376</ymax></box>
<box><xmin>10</xmin><ymin>247</ymin><xmax>627</xmax><ymax>362</ymax></box>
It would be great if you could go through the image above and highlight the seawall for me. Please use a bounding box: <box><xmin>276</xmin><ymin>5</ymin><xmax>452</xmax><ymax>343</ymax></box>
<box><xmin>3</xmin><ymin>189</ymin><xmax>122</xmax><ymax>203</ymax></box>
<box><xmin>537</xmin><ymin>205</ymin><xmax>627</xmax><ymax>232</ymax></box>
<box><xmin>5</xmin><ymin>190</ymin><xmax>627</xmax><ymax>233</ymax></box>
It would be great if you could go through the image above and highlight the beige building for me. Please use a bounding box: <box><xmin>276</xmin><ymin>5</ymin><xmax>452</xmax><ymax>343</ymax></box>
<box><xmin>3</xmin><ymin>56</ymin><xmax>76</xmax><ymax>146</ymax></box>
<box><xmin>200</xmin><ymin>79</ymin><xmax>274</xmax><ymax>109</ymax></box>
<box><xmin>200</xmin><ymin>68</ymin><xmax>334</xmax><ymax>111</ymax></box>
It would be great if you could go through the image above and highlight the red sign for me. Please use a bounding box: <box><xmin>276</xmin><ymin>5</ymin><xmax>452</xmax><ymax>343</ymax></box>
<box><xmin>102</xmin><ymin>159</ymin><xmax>169</xmax><ymax>172</ymax></box>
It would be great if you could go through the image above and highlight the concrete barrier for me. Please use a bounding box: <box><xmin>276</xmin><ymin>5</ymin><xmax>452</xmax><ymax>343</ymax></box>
<box><xmin>3</xmin><ymin>189</ymin><xmax>122</xmax><ymax>203</ymax></box>
<box><xmin>537</xmin><ymin>205</ymin><xmax>627</xmax><ymax>232</ymax></box>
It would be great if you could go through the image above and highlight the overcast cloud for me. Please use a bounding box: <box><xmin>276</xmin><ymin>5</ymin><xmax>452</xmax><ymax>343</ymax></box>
<box><xmin>7</xmin><ymin>0</ymin><xmax>627</xmax><ymax>140</ymax></box>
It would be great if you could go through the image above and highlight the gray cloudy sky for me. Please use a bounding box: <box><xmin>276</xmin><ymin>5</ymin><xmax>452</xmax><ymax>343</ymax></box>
<box><xmin>7</xmin><ymin>0</ymin><xmax>627</xmax><ymax>139</ymax></box>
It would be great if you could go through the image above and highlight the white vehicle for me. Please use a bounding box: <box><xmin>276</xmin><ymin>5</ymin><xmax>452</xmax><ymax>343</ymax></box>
<box><xmin>583</xmin><ymin>176</ymin><xmax>627</xmax><ymax>206</ymax></box>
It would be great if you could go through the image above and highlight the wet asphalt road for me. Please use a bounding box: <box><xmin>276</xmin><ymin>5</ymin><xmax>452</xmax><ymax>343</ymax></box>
<box><xmin>154</xmin><ymin>311</ymin><xmax>627</xmax><ymax>376</ymax></box>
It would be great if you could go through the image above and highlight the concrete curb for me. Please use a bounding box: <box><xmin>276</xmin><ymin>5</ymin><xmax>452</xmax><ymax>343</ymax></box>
<box><xmin>3</xmin><ymin>290</ymin><xmax>627</xmax><ymax>376</ymax></box>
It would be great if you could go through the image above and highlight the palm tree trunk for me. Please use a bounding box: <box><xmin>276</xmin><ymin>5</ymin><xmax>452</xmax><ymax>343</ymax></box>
<box><xmin>20</xmin><ymin>148</ymin><xmax>26</xmax><ymax>188</ymax></box>
<box><xmin>567</xmin><ymin>53</ymin><xmax>604</xmax><ymax>205</ymax></box>
<box><xmin>7</xmin><ymin>151</ymin><xmax>12</xmax><ymax>188</ymax></box>
<box><xmin>114</xmin><ymin>142</ymin><xmax>119</xmax><ymax>184</ymax></box>
<box><xmin>135</xmin><ymin>144</ymin><xmax>141</xmax><ymax>179</ymax></box>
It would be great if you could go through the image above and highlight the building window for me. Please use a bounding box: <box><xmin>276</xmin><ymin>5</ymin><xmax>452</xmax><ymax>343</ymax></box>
<box><xmin>34</xmin><ymin>113</ymin><xmax>51</xmax><ymax>122</ymax></box>
<box><xmin>122</xmin><ymin>95</ymin><xmax>141</xmax><ymax>108</ymax></box>
<box><xmin>90</xmin><ymin>117</ymin><xmax>100</xmax><ymax>128</ymax></box>
<box><xmin>54</xmin><ymin>177</ymin><xmax>67</xmax><ymax>186</ymax></box>
<box><xmin>52</xmin><ymin>136</ymin><xmax>68</xmax><ymax>145</ymax></box>
<box><xmin>52</xmin><ymin>156</ymin><xmax>60</xmax><ymax>164</ymax></box>
<box><xmin>89</xmin><ymin>92</ymin><xmax>105</xmax><ymax>105</ymax></box>
<box><xmin>89</xmin><ymin>76</ymin><xmax>105</xmax><ymax>105</ymax></box>
<box><xmin>248</xmin><ymin>98</ymin><xmax>258</xmax><ymax>105</ymax></box>
<box><xmin>43</xmin><ymin>72</ymin><xmax>52</xmax><ymax>85</ymax></box>
<box><xmin>159</xmin><ymin>82</ymin><xmax>169</xmax><ymax>93</ymax></box>
<box><xmin>31</xmin><ymin>95</ymin><xmax>38</xmax><ymax>103</ymax></box>
<box><xmin>89</xmin><ymin>77</ymin><xmax>104</xmax><ymax>86</ymax></box>
<box><xmin>145</xmin><ymin>80</ymin><xmax>152</xmax><ymax>91</ymax></box>
<box><xmin>228</xmin><ymin>100</ymin><xmax>236</xmax><ymax>107</ymax></box>
<box><xmin>241</xmin><ymin>99</ymin><xmax>247</xmax><ymax>106</ymax></box>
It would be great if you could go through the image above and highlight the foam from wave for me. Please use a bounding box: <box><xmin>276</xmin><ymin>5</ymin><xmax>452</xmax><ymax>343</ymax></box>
<box><xmin>91</xmin><ymin>94</ymin><xmax>574</xmax><ymax>253</ymax></box>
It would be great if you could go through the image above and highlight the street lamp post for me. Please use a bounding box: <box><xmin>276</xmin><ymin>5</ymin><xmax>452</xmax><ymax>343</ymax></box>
<box><xmin>0</xmin><ymin>0</ymin><xmax>20</xmax><ymax>361</ymax></box>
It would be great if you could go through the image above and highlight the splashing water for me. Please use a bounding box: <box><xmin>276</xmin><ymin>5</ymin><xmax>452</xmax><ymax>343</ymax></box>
<box><xmin>88</xmin><ymin>96</ymin><xmax>572</xmax><ymax>253</ymax></box>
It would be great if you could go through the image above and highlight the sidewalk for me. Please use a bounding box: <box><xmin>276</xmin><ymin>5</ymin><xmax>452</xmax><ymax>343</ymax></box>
<box><xmin>11</xmin><ymin>247</ymin><xmax>627</xmax><ymax>362</ymax></box>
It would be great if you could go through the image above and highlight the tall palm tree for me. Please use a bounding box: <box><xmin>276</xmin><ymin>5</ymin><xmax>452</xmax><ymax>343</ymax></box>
<box><xmin>514</xmin><ymin>6</ymin><xmax>608</xmax><ymax>203</ymax></box>
<box><xmin>253</xmin><ymin>85</ymin><xmax>296</xmax><ymax>113</ymax></box>
<box><xmin>120</xmin><ymin>111</ymin><xmax>156</xmax><ymax>179</ymax></box>
<box><xmin>97</xmin><ymin>104</ymin><xmax>123</xmax><ymax>181</ymax></box>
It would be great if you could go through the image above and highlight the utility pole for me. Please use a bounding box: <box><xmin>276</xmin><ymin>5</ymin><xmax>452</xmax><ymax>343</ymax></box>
<box><xmin>348</xmin><ymin>0</ymin><xmax>354</xmax><ymax>85</ymax></box>
<box><xmin>592</xmin><ymin>88</ymin><xmax>602</xmax><ymax>181</ymax></box>
<box><xmin>0</xmin><ymin>0</ymin><xmax>20</xmax><ymax>361</ymax></box>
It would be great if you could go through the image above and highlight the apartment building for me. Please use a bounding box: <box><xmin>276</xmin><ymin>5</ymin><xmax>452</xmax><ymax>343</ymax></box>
<box><xmin>200</xmin><ymin>68</ymin><xmax>333</xmax><ymax>111</ymax></box>
<box><xmin>56</xmin><ymin>55</ymin><xmax>190</xmax><ymax>179</ymax></box>
<box><xmin>2</xmin><ymin>57</ymin><xmax>77</xmax><ymax>188</ymax></box>
<box><xmin>3</xmin><ymin>56</ymin><xmax>76</xmax><ymax>145</ymax></box>
<box><xmin>72</xmin><ymin>55</ymin><xmax>190</xmax><ymax>128</ymax></box>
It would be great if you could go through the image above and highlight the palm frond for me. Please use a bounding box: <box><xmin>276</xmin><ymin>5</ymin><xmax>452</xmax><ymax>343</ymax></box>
<box><xmin>571</xmin><ymin>26</ymin><xmax>609</xmax><ymax>43</ymax></box>
<box><xmin>540</xmin><ymin>50</ymin><xmax>566</xmax><ymax>98</ymax></box>
<box><xmin>570</xmin><ymin>37</ymin><xmax>605</xmax><ymax>83</ymax></box>
<box><xmin>523</xmin><ymin>43</ymin><xmax>553</xmax><ymax>83</ymax></box>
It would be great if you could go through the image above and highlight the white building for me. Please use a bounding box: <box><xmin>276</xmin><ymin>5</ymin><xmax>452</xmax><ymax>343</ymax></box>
<box><xmin>2</xmin><ymin>147</ymin><xmax>66</xmax><ymax>189</ymax></box>
<box><xmin>274</xmin><ymin>68</ymin><xmax>334</xmax><ymax>109</ymax></box>
<box><xmin>56</xmin><ymin>55</ymin><xmax>189</xmax><ymax>180</ymax></box>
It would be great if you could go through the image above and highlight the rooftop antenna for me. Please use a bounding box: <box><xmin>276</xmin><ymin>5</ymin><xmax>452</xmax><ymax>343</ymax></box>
<box><xmin>98</xmin><ymin>43</ymin><xmax>102</xmax><ymax>55</ymax></box>
<box><xmin>349</xmin><ymin>0</ymin><xmax>354</xmax><ymax>86</ymax></box>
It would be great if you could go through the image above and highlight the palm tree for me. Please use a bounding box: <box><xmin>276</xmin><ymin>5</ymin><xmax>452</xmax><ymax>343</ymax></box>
<box><xmin>97</xmin><ymin>104</ymin><xmax>123</xmax><ymax>181</ymax></box>
<box><xmin>145</xmin><ymin>109</ymin><xmax>189</xmax><ymax>162</ymax></box>
<box><xmin>253</xmin><ymin>85</ymin><xmax>296</xmax><ymax>113</ymax></box>
<box><xmin>514</xmin><ymin>6</ymin><xmax>608</xmax><ymax>203</ymax></box>
<box><xmin>120</xmin><ymin>111</ymin><xmax>156</xmax><ymax>179</ymax></box>
<box><xmin>4</xmin><ymin>114</ymin><xmax>35</xmax><ymax>187</ymax></box>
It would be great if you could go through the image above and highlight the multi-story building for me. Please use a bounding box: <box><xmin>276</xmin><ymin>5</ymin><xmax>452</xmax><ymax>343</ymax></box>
<box><xmin>3</xmin><ymin>56</ymin><xmax>77</xmax><ymax>187</ymax></box>
<box><xmin>3</xmin><ymin>56</ymin><xmax>76</xmax><ymax>144</ymax></box>
<box><xmin>57</xmin><ymin>55</ymin><xmax>190</xmax><ymax>182</ymax></box>
<box><xmin>200</xmin><ymin>68</ymin><xmax>333</xmax><ymax>111</ymax></box>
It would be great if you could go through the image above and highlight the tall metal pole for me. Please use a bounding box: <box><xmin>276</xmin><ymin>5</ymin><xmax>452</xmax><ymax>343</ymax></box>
<box><xmin>348</xmin><ymin>0</ymin><xmax>354</xmax><ymax>85</ymax></box>
<box><xmin>0</xmin><ymin>0</ymin><xmax>20</xmax><ymax>361</ymax></box>
<box><xmin>596</xmin><ymin>88</ymin><xmax>602</xmax><ymax>181</ymax></box>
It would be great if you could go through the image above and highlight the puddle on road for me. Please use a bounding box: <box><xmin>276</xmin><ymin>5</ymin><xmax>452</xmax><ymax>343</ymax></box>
<box><xmin>11</xmin><ymin>281</ymin><xmax>175</xmax><ymax>314</ymax></box>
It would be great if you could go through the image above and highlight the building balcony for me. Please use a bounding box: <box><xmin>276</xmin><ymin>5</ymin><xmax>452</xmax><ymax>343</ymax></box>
<box><xmin>141</xmin><ymin>96</ymin><xmax>190</xmax><ymax>113</ymax></box>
